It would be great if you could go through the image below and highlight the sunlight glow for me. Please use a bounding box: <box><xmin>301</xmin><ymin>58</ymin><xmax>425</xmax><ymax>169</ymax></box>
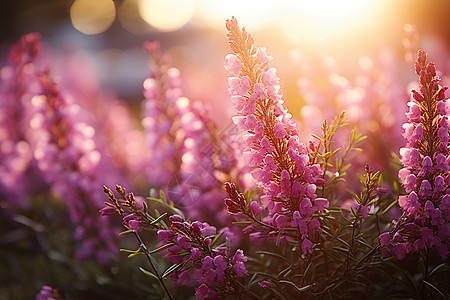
<box><xmin>279</xmin><ymin>0</ymin><xmax>377</xmax><ymax>43</ymax></box>
<box><xmin>197</xmin><ymin>0</ymin><xmax>277</xmax><ymax>31</ymax></box>
<box><xmin>138</xmin><ymin>0</ymin><xmax>195</xmax><ymax>32</ymax></box>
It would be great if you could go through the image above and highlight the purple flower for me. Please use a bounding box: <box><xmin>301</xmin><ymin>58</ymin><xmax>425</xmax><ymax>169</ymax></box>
<box><xmin>314</xmin><ymin>198</ymin><xmax>329</xmax><ymax>212</ymax></box>
<box><xmin>406</xmin><ymin>101</ymin><xmax>421</xmax><ymax>122</ymax></box>
<box><xmin>420</xmin><ymin>227</ymin><xmax>434</xmax><ymax>245</ymax></box>
<box><xmin>36</xmin><ymin>285</ymin><xmax>57</xmax><ymax>300</ymax></box>
<box><xmin>300</xmin><ymin>198</ymin><xmax>313</xmax><ymax>216</ymax></box>
<box><xmin>436</xmin><ymin>153</ymin><xmax>449</xmax><ymax>172</ymax></box>
<box><xmin>379</xmin><ymin>232</ymin><xmax>391</xmax><ymax>247</ymax></box>
<box><xmin>394</xmin><ymin>243</ymin><xmax>409</xmax><ymax>260</ymax></box>
<box><xmin>301</xmin><ymin>238</ymin><xmax>314</xmax><ymax>254</ymax></box>
<box><xmin>260</xmin><ymin>280</ymin><xmax>273</xmax><ymax>289</ymax></box>
<box><xmin>418</xmin><ymin>180</ymin><xmax>432</xmax><ymax>197</ymax></box>
<box><xmin>233</xmin><ymin>261</ymin><xmax>248</xmax><ymax>277</ymax></box>
<box><xmin>419</xmin><ymin>156</ymin><xmax>434</xmax><ymax>175</ymax></box>
<box><xmin>128</xmin><ymin>220</ymin><xmax>141</xmax><ymax>232</ymax></box>
<box><xmin>274</xmin><ymin>214</ymin><xmax>287</xmax><ymax>228</ymax></box>
<box><xmin>359</xmin><ymin>205</ymin><xmax>370</xmax><ymax>218</ymax></box>
<box><xmin>99</xmin><ymin>206</ymin><xmax>116</xmax><ymax>216</ymax></box>
<box><xmin>309</xmin><ymin>218</ymin><xmax>321</xmax><ymax>232</ymax></box>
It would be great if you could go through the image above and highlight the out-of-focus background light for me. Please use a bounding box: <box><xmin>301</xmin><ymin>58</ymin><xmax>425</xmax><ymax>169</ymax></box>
<box><xmin>70</xmin><ymin>0</ymin><xmax>116</xmax><ymax>35</ymax></box>
<box><xmin>137</xmin><ymin>0</ymin><xmax>196</xmax><ymax>32</ymax></box>
<box><xmin>1</xmin><ymin>0</ymin><xmax>450</xmax><ymax>119</ymax></box>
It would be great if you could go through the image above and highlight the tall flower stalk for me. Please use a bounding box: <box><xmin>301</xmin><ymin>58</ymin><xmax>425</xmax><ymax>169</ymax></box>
<box><xmin>0</xmin><ymin>33</ymin><xmax>42</xmax><ymax>208</ymax></box>
<box><xmin>225</xmin><ymin>16</ymin><xmax>328</xmax><ymax>253</ymax></box>
<box><xmin>380</xmin><ymin>50</ymin><xmax>449</xmax><ymax>261</ymax></box>
<box><xmin>30</xmin><ymin>67</ymin><xmax>118</xmax><ymax>262</ymax></box>
<box><xmin>142</xmin><ymin>41</ymin><xmax>243</xmax><ymax>226</ymax></box>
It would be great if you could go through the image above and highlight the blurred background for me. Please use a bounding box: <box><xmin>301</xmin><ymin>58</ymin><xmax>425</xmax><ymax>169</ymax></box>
<box><xmin>2</xmin><ymin>0</ymin><xmax>450</xmax><ymax>122</ymax></box>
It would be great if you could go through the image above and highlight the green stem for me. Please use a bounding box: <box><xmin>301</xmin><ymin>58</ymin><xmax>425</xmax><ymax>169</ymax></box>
<box><xmin>133</xmin><ymin>231</ymin><xmax>174</xmax><ymax>300</ymax></box>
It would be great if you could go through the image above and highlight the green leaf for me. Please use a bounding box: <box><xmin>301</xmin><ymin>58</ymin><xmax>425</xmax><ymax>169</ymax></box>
<box><xmin>311</xmin><ymin>134</ymin><xmax>324</xmax><ymax>141</ymax></box>
<box><xmin>232</xmin><ymin>221</ymin><xmax>252</xmax><ymax>226</ymax></box>
<box><xmin>277</xmin><ymin>266</ymin><xmax>292</xmax><ymax>278</ymax></box>
<box><xmin>336</xmin><ymin>237</ymin><xmax>350</xmax><ymax>248</ymax></box>
<box><xmin>333</xmin><ymin>246</ymin><xmax>350</xmax><ymax>254</ymax></box>
<box><xmin>356</xmin><ymin>238</ymin><xmax>373</xmax><ymax>249</ymax></box>
<box><xmin>430</xmin><ymin>263</ymin><xmax>450</xmax><ymax>277</ymax></box>
<box><xmin>150</xmin><ymin>212</ymin><xmax>168</xmax><ymax>225</ymax></box>
<box><xmin>423</xmin><ymin>280</ymin><xmax>446</xmax><ymax>299</ymax></box>
<box><xmin>149</xmin><ymin>242</ymin><xmax>176</xmax><ymax>255</ymax></box>
<box><xmin>139</xmin><ymin>267</ymin><xmax>159</xmax><ymax>281</ymax></box>
<box><xmin>256</xmin><ymin>251</ymin><xmax>291</xmax><ymax>264</ymax></box>
<box><xmin>128</xmin><ymin>252</ymin><xmax>143</xmax><ymax>258</ymax></box>
<box><xmin>159</xmin><ymin>190</ymin><xmax>166</xmax><ymax>201</ymax></box>
<box><xmin>120</xmin><ymin>248</ymin><xmax>140</xmax><ymax>253</ymax></box>
<box><xmin>210</xmin><ymin>230</ymin><xmax>225</xmax><ymax>247</ymax></box>
<box><xmin>142</xmin><ymin>200</ymin><xmax>148</xmax><ymax>213</ymax></box>
<box><xmin>145</xmin><ymin>197</ymin><xmax>185</xmax><ymax>219</ymax></box>
<box><xmin>303</xmin><ymin>262</ymin><xmax>312</xmax><ymax>280</ymax></box>
<box><xmin>380</xmin><ymin>198</ymin><xmax>398</xmax><ymax>215</ymax></box>
<box><xmin>279</xmin><ymin>280</ymin><xmax>313</xmax><ymax>293</ymax></box>
<box><xmin>162</xmin><ymin>263</ymin><xmax>182</xmax><ymax>278</ymax></box>
<box><xmin>119</xmin><ymin>229</ymin><xmax>134</xmax><ymax>236</ymax></box>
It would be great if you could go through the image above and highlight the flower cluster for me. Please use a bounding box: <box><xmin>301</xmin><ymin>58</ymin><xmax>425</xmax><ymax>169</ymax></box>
<box><xmin>0</xmin><ymin>33</ymin><xmax>42</xmax><ymax>208</ymax></box>
<box><xmin>101</xmin><ymin>184</ymin><xmax>251</xmax><ymax>300</ymax></box>
<box><xmin>0</xmin><ymin>34</ymin><xmax>139</xmax><ymax>263</ymax></box>
<box><xmin>225</xmin><ymin>17</ymin><xmax>328</xmax><ymax>253</ymax></box>
<box><xmin>30</xmin><ymin>68</ymin><xmax>118</xmax><ymax>262</ymax></box>
<box><xmin>157</xmin><ymin>216</ymin><xmax>249</xmax><ymax>299</ymax></box>
<box><xmin>380</xmin><ymin>50</ymin><xmax>449</xmax><ymax>260</ymax></box>
<box><xmin>35</xmin><ymin>285</ymin><xmax>62</xmax><ymax>300</ymax></box>
<box><xmin>141</xmin><ymin>41</ymin><xmax>244</xmax><ymax>226</ymax></box>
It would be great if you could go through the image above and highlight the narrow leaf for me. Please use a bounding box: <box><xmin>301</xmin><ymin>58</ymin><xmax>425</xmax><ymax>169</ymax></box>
<box><xmin>232</xmin><ymin>221</ymin><xmax>252</xmax><ymax>226</ymax></box>
<box><xmin>128</xmin><ymin>252</ymin><xmax>142</xmax><ymax>258</ymax></box>
<box><xmin>279</xmin><ymin>280</ymin><xmax>313</xmax><ymax>293</ymax></box>
<box><xmin>149</xmin><ymin>242</ymin><xmax>176</xmax><ymax>254</ymax></box>
<box><xmin>162</xmin><ymin>263</ymin><xmax>182</xmax><ymax>278</ymax></box>
<box><xmin>119</xmin><ymin>229</ymin><xmax>133</xmax><ymax>236</ymax></box>
<box><xmin>150</xmin><ymin>212</ymin><xmax>168</xmax><ymax>225</ymax></box>
<box><xmin>423</xmin><ymin>280</ymin><xmax>446</xmax><ymax>299</ymax></box>
<box><xmin>139</xmin><ymin>267</ymin><xmax>159</xmax><ymax>281</ymax></box>
<box><xmin>210</xmin><ymin>230</ymin><xmax>225</xmax><ymax>247</ymax></box>
<box><xmin>256</xmin><ymin>251</ymin><xmax>291</xmax><ymax>264</ymax></box>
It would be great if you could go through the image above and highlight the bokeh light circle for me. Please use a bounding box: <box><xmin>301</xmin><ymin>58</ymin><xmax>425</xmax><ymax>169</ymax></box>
<box><xmin>70</xmin><ymin>0</ymin><xmax>116</xmax><ymax>35</ymax></box>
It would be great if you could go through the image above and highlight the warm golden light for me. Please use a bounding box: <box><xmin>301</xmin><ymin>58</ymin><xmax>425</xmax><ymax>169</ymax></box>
<box><xmin>138</xmin><ymin>0</ymin><xmax>195</xmax><ymax>32</ymax></box>
<box><xmin>280</xmin><ymin>0</ymin><xmax>377</xmax><ymax>43</ymax></box>
<box><xmin>197</xmin><ymin>0</ymin><xmax>277</xmax><ymax>31</ymax></box>
<box><xmin>70</xmin><ymin>0</ymin><xmax>116</xmax><ymax>35</ymax></box>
